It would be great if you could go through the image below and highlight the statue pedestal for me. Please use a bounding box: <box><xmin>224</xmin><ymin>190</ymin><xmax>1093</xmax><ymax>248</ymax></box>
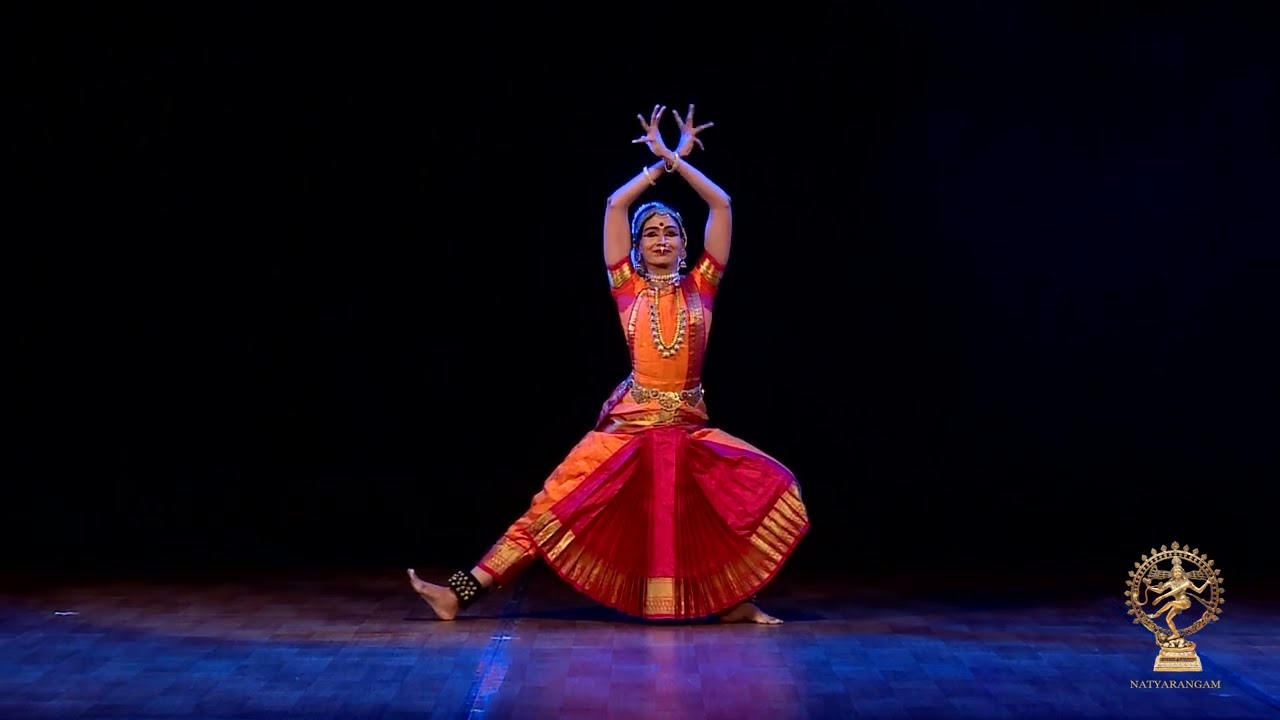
<box><xmin>1154</xmin><ymin>641</ymin><xmax>1202</xmax><ymax>672</ymax></box>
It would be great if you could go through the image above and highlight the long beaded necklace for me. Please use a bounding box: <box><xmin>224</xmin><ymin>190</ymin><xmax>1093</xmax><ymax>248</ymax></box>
<box><xmin>646</xmin><ymin>272</ymin><xmax>687</xmax><ymax>358</ymax></box>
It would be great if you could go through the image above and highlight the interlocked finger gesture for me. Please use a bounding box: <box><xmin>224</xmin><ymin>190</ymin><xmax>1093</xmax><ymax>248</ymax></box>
<box><xmin>673</xmin><ymin>104</ymin><xmax>715</xmax><ymax>157</ymax></box>
<box><xmin>631</xmin><ymin>104</ymin><xmax>674</xmax><ymax>159</ymax></box>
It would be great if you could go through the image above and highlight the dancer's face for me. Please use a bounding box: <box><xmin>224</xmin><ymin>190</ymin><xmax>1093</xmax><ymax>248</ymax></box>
<box><xmin>639</xmin><ymin>214</ymin><xmax>685</xmax><ymax>273</ymax></box>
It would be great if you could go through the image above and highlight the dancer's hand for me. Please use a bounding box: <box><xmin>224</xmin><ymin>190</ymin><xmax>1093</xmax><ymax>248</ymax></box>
<box><xmin>673</xmin><ymin>104</ymin><xmax>714</xmax><ymax>157</ymax></box>
<box><xmin>631</xmin><ymin>104</ymin><xmax>676</xmax><ymax>162</ymax></box>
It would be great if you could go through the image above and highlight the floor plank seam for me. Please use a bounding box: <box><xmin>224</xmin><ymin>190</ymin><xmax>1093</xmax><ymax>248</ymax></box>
<box><xmin>461</xmin><ymin>573</ymin><xmax>531</xmax><ymax>718</ymax></box>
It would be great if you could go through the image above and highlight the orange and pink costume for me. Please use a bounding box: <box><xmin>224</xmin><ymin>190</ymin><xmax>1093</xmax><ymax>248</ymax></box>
<box><xmin>476</xmin><ymin>250</ymin><xmax>809</xmax><ymax>619</ymax></box>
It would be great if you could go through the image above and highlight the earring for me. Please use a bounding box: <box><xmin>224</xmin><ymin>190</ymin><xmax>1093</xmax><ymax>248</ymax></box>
<box><xmin>679</xmin><ymin>255</ymin><xmax>688</xmax><ymax>270</ymax></box>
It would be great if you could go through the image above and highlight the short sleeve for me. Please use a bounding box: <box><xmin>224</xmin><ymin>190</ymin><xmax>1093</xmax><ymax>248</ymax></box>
<box><xmin>607</xmin><ymin>256</ymin><xmax>644</xmax><ymax>303</ymax></box>
<box><xmin>688</xmin><ymin>251</ymin><xmax>725</xmax><ymax>304</ymax></box>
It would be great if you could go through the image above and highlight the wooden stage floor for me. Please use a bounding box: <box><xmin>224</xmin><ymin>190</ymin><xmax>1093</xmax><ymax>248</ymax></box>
<box><xmin>3</xmin><ymin>566</ymin><xmax>1277</xmax><ymax>719</ymax></box>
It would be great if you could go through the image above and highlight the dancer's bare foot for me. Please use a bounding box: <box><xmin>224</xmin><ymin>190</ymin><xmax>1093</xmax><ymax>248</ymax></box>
<box><xmin>719</xmin><ymin>602</ymin><xmax>783</xmax><ymax>624</ymax></box>
<box><xmin>407</xmin><ymin>569</ymin><xmax>460</xmax><ymax>620</ymax></box>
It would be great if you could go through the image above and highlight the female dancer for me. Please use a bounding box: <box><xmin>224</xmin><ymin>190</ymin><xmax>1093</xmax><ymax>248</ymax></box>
<box><xmin>410</xmin><ymin>105</ymin><xmax>809</xmax><ymax>624</ymax></box>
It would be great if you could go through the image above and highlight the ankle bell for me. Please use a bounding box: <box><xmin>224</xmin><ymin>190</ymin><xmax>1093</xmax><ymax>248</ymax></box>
<box><xmin>446</xmin><ymin>570</ymin><xmax>487</xmax><ymax>610</ymax></box>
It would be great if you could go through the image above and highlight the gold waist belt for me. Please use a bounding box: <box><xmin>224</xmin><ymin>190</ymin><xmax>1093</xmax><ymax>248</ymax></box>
<box><xmin>625</xmin><ymin>375</ymin><xmax>704</xmax><ymax>411</ymax></box>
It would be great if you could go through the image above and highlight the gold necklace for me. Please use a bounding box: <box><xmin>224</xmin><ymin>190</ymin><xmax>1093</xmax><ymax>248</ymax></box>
<box><xmin>647</xmin><ymin>279</ymin><xmax>687</xmax><ymax>358</ymax></box>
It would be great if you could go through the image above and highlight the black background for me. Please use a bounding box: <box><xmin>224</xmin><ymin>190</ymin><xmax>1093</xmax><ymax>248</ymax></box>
<box><xmin>10</xmin><ymin>4</ymin><xmax>1275</xmax><ymax>592</ymax></box>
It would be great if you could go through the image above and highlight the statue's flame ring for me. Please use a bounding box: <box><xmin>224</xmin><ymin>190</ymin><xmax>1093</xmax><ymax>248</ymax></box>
<box><xmin>1127</xmin><ymin>545</ymin><xmax>1223</xmax><ymax>641</ymax></box>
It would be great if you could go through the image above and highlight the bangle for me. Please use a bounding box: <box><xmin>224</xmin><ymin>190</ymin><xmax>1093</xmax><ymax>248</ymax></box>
<box><xmin>642</xmin><ymin>166</ymin><xmax>657</xmax><ymax>186</ymax></box>
<box><xmin>664</xmin><ymin>156</ymin><xmax>681</xmax><ymax>173</ymax></box>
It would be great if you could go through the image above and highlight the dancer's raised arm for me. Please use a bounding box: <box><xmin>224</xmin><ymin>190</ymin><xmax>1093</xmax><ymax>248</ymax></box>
<box><xmin>603</xmin><ymin>105</ymin><xmax>673</xmax><ymax>267</ymax></box>
<box><xmin>667</xmin><ymin>104</ymin><xmax>731</xmax><ymax>266</ymax></box>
